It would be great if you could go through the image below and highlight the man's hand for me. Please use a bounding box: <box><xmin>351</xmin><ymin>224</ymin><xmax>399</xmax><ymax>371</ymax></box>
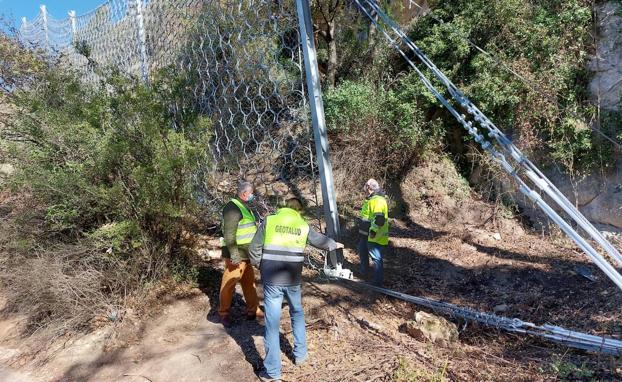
<box><xmin>369</xmin><ymin>230</ymin><xmax>377</xmax><ymax>239</ymax></box>
<box><xmin>335</xmin><ymin>242</ymin><xmax>345</xmax><ymax>250</ymax></box>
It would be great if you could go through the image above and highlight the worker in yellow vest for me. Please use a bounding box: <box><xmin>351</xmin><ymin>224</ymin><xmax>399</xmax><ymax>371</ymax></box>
<box><xmin>357</xmin><ymin>193</ymin><xmax>371</xmax><ymax>275</ymax></box>
<box><xmin>249</xmin><ymin>198</ymin><xmax>344</xmax><ymax>382</ymax></box>
<box><xmin>218</xmin><ymin>181</ymin><xmax>263</xmax><ymax>328</ymax></box>
<box><xmin>359</xmin><ymin>178</ymin><xmax>389</xmax><ymax>286</ymax></box>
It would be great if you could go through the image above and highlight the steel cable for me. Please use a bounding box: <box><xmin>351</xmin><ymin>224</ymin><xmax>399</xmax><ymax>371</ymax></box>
<box><xmin>354</xmin><ymin>0</ymin><xmax>622</xmax><ymax>290</ymax></box>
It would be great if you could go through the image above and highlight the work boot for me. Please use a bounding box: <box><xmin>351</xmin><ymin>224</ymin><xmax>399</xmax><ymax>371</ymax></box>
<box><xmin>247</xmin><ymin>309</ymin><xmax>265</xmax><ymax>321</ymax></box>
<box><xmin>220</xmin><ymin>315</ymin><xmax>232</xmax><ymax>328</ymax></box>
<box><xmin>258</xmin><ymin>370</ymin><xmax>281</xmax><ymax>382</ymax></box>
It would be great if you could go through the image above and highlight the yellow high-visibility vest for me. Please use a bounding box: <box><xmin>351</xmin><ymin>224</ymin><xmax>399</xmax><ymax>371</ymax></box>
<box><xmin>359</xmin><ymin>197</ymin><xmax>370</xmax><ymax>236</ymax></box>
<box><xmin>230</xmin><ymin>198</ymin><xmax>257</xmax><ymax>245</ymax></box>
<box><xmin>263</xmin><ymin>208</ymin><xmax>310</xmax><ymax>263</ymax></box>
<box><xmin>367</xmin><ymin>195</ymin><xmax>389</xmax><ymax>245</ymax></box>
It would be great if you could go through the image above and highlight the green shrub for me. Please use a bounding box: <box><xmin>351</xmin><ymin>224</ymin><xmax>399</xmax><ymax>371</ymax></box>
<box><xmin>380</xmin><ymin>72</ymin><xmax>445</xmax><ymax>155</ymax></box>
<box><xmin>399</xmin><ymin>0</ymin><xmax>614</xmax><ymax>173</ymax></box>
<box><xmin>324</xmin><ymin>80</ymin><xmax>378</xmax><ymax>133</ymax></box>
<box><xmin>1</xmin><ymin>61</ymin><xmax>212</xmax><ymax>334</ymax></box>
<box><xmin>324</xmin><ymin>76</ymin><xmax>445</xmax><ymax>196</ymax></box>
<box><xmin>543</xmin><ymin>358</ymin><xmax>596</xmax><ymax>381</ymax></box>
<box><xmin>7</xmin><ymin>68</ymin><xmax>211</xmax><ymax>246</ymax></box>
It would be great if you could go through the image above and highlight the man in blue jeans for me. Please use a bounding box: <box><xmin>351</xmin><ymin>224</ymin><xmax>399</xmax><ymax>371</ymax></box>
<box><xmin>249</xmin><ymin>198</ymin><xmax>344</xmax><ymax>382</ymax></box>
<box><xmin>358</xmin><ymin>179</ymin><xmax>389</xmax><ymax>286</ymax></box>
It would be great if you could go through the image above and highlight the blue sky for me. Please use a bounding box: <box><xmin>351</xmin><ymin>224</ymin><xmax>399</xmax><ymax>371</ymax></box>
<box><xmin>0</xmin><ymin>0</ymin><xmax>103</xmax><ymax>30</ymax></box>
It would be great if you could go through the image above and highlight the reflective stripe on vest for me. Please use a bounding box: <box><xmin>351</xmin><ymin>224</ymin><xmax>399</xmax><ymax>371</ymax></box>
<box><xmin>368</xmin><ymin>195</ymin><xmax>389</xmax><ymax>245</ymax></box>
<box><xmin>230</xmin><ymin>198</ymin><xmax>257</xmax><ymax>245</ymax></box>
<box><xmin>263</xmin><ymin>208</ymin><xmax>310</xmax><ymax>263</ymax></box>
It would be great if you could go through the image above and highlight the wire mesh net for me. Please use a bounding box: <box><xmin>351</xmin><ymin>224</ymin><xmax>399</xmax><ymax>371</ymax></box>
<box><xmin>182</xmin><ymin>1</ymin><xmax>321</xmax><ymax>219</ymax></box>
<box><xmin>19</xmin><ymin>0</ymin><xmax>323</xmax><ymax>222</ymax></box>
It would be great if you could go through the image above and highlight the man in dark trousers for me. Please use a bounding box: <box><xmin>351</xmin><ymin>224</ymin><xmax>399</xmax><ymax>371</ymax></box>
<box><xmin>249</xmin><ymin>198</ymin><xmax>344</xmax><ymax>382</ymax></box>
<box><xmin>218</xmin><ymin>181</ymin><xmax>263</xmax><ymax>328</ymax></box>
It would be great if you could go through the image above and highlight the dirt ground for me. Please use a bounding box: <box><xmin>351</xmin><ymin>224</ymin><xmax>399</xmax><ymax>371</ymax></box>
<box><xmin>2</xmin><ymin>194</ymin><xmax>622</xmax><ymax>381</ymax></box>
<box><xmin>0</xmin><ymin>286</ymin><xmax>257</xmax><ymax>382</ymax></box>
<box><xmin>195</xmin><ymin>213</ymin><xmax>622</xmax><ymax>382</ymax></box>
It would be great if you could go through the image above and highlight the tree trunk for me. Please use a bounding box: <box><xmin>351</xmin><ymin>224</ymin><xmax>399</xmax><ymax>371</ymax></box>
<box><xmin>368</xmin><ymin>1</ymin><xmax>379</xmax><ymax>64</ymax></box>
<box><xmin>327</xmin><ymin>20</ymin><xmax>337</xmax><ymax>88</ymax></box>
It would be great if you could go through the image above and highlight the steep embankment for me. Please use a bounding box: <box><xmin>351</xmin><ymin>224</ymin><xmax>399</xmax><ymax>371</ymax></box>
<box><xmin>506</xmin><ymin>1</ymin><xmax>622</xmax><ymax>232</ymax></box>
<box><xmin>1</xmin><ymin>156</ymin><xmax>621</xmax><ymax>380</ymax></box>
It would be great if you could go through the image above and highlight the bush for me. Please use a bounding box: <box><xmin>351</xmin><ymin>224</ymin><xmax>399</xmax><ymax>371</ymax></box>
<box><xmin>329</xmin><ymin>0</ymin><xmax>618</xmax><ymax>179</ymax></box>
<box><xmin>401</xmin><ymin>0</ymin><xmax>616</xmax><ymax>172</ymax></box>
<box><xmin>324</xmin><ymin>80</ymin><xmax>378</xmax><ymax>133</ymax></box>
<box><xmin>8</xmin><ymin>67</ymin><xmax>210</xmax><ymax>241</ymax></box>
<box><xmin>325</xmin><ymin>77</ymin><xmax>444</xmax><ymax>197</ymax></box>
<box><xmin>1</xmin><ymin>60</ymin><xmax>211</xmax><ymax>334</ymax></box>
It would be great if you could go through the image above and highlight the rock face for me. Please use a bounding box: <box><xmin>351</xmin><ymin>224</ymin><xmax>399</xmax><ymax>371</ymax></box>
<box><xmin>575</xmin><ymin>1</ymin><xmax>622</xmax><ymax>231</ymax></box>
<box><xmin>405</xmin><ymin>311</ymin><xmax>458</xmax><ymax>345</ymax></box>
<box><xmin>504</xmin><ymin>2</ymin><xmax>622</xmax><ymax>232</ymax></box>
<box><xmin>498</xmin><ymin>164</ymin><xmax>622</xmax><ymax>232</ymax></box>
<box><xmin>548</xmin><ymin>165</ymin><xmax>622</xmax><ymax>231</ymax></box>
<box><xmin>588</xmin><ymin>1</ymin><xmax>622</xmax><ymax>110</ymax></box>
<box><xmin>548</xmin><ymin>2</ymin><xmax>622</xmax><ymax>231</ymax></box>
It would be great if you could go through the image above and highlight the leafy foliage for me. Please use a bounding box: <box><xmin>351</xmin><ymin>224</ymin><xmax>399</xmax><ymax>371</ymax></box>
<box><xmin>327</xmin><ymin>0</ymin><xmax>619</xmax><ymax>177</ymax></box>
<box><xmin>7</xmin><ymin>68</ymin><xmax>210</xmax><ymax>247</ymax></box>
<box><xmin>0</xmin><ymin>32</ymin><xmax>47</xmax><ymax>92</ymax></box>
<box><xmin>1</xmin><ymin>56</ymin><xmax>211</xmax><ymax>333</ymax></box>
<box><xmin>0</xmin><ymin>2</ymin><xmax>298</xmax><ymax>336</ymax></box>
<box><xmin>324</xmin><ymin>78</ymin><xmax>444</xmax><ymax>188</ymax></box>
<box><xmin>543</xmin><ymin>357</ymin><xmax>596</xmax><ymax>381</ymax></box>
<box><xmin>401</xmin><ymin>0</ymin><xmax>616</xmax><ymax>172</ymax></box>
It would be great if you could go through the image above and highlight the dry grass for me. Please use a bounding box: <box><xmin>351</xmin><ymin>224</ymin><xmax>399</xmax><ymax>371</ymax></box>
<box><xmin>0</xmin><ymin>191</ymin><xmax>173</xmax><ymax>348</ymax></box>
<box><xmin>1</xmin><ymin>246</ymin><xmax>119</xmax><ymax>334</ymax></box>
<box><xmin>330</xmin><ymin>122</ymin><xmax>420</xmax><ymax>205</ymax></box>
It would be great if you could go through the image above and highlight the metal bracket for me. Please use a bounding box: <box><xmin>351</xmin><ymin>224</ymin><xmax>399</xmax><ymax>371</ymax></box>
<box><xmin>322</xmin><ymin>264</ymin><xmax>353</xmax><ymax>280</ymax></box>
<box><xmin>321</xmin><ymin>250</ymin><xmax>353</xmax><ymax>279</ymax></box>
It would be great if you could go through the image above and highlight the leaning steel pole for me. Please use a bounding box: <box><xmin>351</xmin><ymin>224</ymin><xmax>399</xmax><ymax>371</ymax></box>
<box><xmin>295</xmin><ymin>0</ymin><xmax>342</xmax><ymax>267</ymax></box>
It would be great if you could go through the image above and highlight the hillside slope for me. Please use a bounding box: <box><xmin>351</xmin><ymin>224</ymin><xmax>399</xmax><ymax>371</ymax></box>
<box><xmin>2</xmin><ymin>158</ymin><xmax>621</xmax><ymax>381</ymax></box>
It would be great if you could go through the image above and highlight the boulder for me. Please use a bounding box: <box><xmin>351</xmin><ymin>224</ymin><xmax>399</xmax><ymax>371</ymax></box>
<box><xmin>405</xmin><ymin>311</ymin><xmax>458</xmax><ymax>345</ymax></box>
<box><xmin>0</xmin><ymin>163</ymin><xmax>14</xmax><ymax>176</ymax></box>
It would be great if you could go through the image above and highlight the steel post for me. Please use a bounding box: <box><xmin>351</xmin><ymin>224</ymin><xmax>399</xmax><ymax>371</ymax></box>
<box><xmin>134</xmin><ymin>0</ymin><xmax>149</xmax><ymax>82</ymax></box>
<box><xmin>40</xmin><ymin>5</ymin><xmax>49</xmax><ymax>51</ymax></box>
<box><xmin>68</xmin><ymin>11</ymin><xmax>77</xmax><ymax>44</ymax></box>
<box><xmin>295</xmin><ymin>0</ymin><xmax>342</xmax><ymax>269</ymax></box>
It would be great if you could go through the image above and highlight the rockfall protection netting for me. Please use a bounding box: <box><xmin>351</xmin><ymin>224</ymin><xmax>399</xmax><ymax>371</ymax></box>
<box><xmin>20</xmin><ymin>0</ymin><xmax>323</xmax><ymax>220</ymax></box>
<box><xmin>184</xmin><ymin>1</ymin><xmax>321</xmax><ymax>219</ymax></box>
<box><xmin>17</xmin><ymin>0</ymin><xmax>622</xmax><ymax>356</ymax></box>
<box><xmin>19</xmin><ymin>1</ymin><xmax>202</xmax><ymax>81</ymax></box>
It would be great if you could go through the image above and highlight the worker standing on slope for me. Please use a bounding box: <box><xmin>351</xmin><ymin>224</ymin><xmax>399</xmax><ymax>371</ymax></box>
<box><xmin>218</xmin><ymin>181</ymin><xmax>263</xmax><ymax>328</ymax></box>
<box><xmin>249</xmin><ymin>197</ymin><xmax>344</xmax><ymax>382</ymax></box>
<box><xmin>357</xmin><ymin>187</ymin><xmax>371</xmax><ymax>276</ymax></box>
<box><xmin>359</xmin><ymin>178</ymin><xmax>389</xmax><ymax>286</ymax></box>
